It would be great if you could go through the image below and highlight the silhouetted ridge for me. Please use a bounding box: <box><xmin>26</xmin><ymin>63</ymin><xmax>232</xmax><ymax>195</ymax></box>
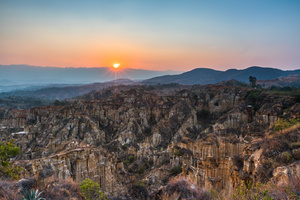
<box><xmin>143</xmin><ymin>66</ymin><xmax>300</xmax><ymax>85</ymax></box>
<box><xmin>143</xmin><ymin>68</ymin><xmax>221</xmax><ymax>85</ymax></box>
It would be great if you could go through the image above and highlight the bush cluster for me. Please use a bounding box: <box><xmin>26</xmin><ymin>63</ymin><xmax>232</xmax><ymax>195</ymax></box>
<box><xmin>80</xmin><ymin>178</ymin><xmax>106</xmax><ymax>200</ymax></box>
<box><xmin>0</xmin><ymin>179</ymin><xmax>83</xmax><ymax>200</ymax></box>
<box><xmin>233</xmin><ymin>181</ymin><xmax>272</xmax><ymax>200</ymax></box>
<box><xmin>174</xmin><ymin>149</ymin><xmax>184</xmax><ymax>157</ymax></box>
<box><xmin>0</xmin><ymin>140</ymin><xmax>23</xmax><ymax>180</ymax></box>
<box><xmin>274</xmin><ymin>118</ymin><xmax>300</xmax><ymax>132</ymax></box>
<box><xmin>169</xmin><ymin>165</ymin><xmax>182</xmax><ymax>176</ymax></box>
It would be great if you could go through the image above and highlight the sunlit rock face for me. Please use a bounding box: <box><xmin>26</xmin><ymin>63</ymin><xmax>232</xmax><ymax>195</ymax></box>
<box><xmin>1</xmin><ymin>85</ymin><xmax>299</xmax><ymax>198</ymax></box>
<box><xmin>272</xmin><ymin>161</ymin><xmax>300</xmax><ymax>187</ymax></box>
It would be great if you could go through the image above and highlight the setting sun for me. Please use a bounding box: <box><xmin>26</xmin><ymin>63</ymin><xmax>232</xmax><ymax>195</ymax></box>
<box><xmin>113</xmin><ymin>63</ymin><xmax>120</xmax><ymax>68</ymax></box>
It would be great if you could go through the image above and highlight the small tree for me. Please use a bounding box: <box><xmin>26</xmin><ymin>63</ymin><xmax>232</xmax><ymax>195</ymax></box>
<box><xmin>169</xmin><ymin>165</ymin><xmax>182</xmax><ymax>176</ymax></box>
<box><xmin>274</xmin><ymin>118</ymin><xmax>300</xmax><ymax>132</ymax></box>
<box><xmin>249</xmin><ymin>76</ymin><xmax>257</xmax><ymax>88</ymax></box>
<box><xmin>274</xmin><ymin>118</ymin><xmax>285</xmax><ymax>132</ymax></box>
<box><xmin>53</xmin><ymin>100</ymin><xmax>61</xmax><ymax>106</ymax></box>
<box><xmin>0</xmin><ymin>140</ymin><xmax>23</xmax><ymax>180</ymax></box>
<box><xmin>174</xmin><ymin>149</ymin><xmax>183</xmax><ymax>157</ymax></box>
<box><xmin>80</xmin><ymin>178</ymin><xmax>106</xmax><ymax>200</ymax></box>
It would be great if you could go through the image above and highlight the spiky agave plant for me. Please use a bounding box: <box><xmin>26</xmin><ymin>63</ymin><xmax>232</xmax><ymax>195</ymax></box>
<box><xmin>22</xmin><ymin>189</ymin><xmax>46</xmax><ymax>200</ymax></box>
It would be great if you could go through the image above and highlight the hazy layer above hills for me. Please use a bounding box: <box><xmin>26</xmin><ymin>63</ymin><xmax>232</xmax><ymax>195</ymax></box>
<box><xmin>143</xmin><ymin>66</ymin><xmax>300</xmax><ymax>85</ymax></box>
<box><xmin>0</xmin><ymin>65</ymin><xmax>181</xmax><ymax>85</ymax></box>
<box><xmin>0</xmin><ymin>78</ymin><xmax>139</xmax><ymax>100</ymax></box>
<box><xmin>1</xmin><ymin>65</ymin><xmax>299</xmax><ymax>87</ymax></box>
<box><xmin>1</xmin><ymin>65</ymin><xmax>300</xmax><ymax>102</ymax></box>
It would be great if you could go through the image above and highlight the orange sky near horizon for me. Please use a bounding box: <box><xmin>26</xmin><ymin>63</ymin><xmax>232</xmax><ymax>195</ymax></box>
<box><xmin>0</xmin><ymin>38</ymin><xmax>290</xmax><ymax>71</ymax></box>
<box><xmin>0</xmin><ymin>1</ymin><xmax>299</xmax><ymax>71</ymax></box>
<box><xmin>0</xmin><ymin>31</ymin><xmax>298</xmax><ymax>71</ymax></box>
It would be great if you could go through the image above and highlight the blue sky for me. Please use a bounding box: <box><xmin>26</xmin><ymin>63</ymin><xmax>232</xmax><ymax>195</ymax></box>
<box><xmin>0</xmin><ymin>0</ymin><xmax>299</xmax><ymax>70</ymax></box>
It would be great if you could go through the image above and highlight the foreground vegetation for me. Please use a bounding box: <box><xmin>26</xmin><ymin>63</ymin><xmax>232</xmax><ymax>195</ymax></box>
<box><xmin>0</xmin><ymin>172</ymin><xmax>298</xmax><ymax>199</ymax></box>
<box><xmin>0</xmin><ymin>178</ymin><xmax>109</xmax><ymax>200</ymax></box>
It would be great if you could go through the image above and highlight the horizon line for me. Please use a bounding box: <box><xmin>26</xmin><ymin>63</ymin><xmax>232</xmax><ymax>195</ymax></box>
<box><xmin>0</xmin><ymin>63</ymin><xmax>298</xmax><ymax>72</ymax></box>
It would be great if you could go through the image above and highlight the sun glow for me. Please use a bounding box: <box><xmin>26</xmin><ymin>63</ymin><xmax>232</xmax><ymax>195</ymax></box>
<box><xmin>113</xmin><ymin>63</ymin><xmax>120</xmax><ymax>68</ymax></box>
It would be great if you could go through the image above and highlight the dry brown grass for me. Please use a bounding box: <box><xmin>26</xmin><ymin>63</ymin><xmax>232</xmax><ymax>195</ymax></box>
<box><xmin>0</xmin><ymin>178</ymin><xmax>83</xmax><ymax>200</ymax></box>
<box><xmin>261</xmin><ymin>123</ymin><xmax>300</xmax><ymax>159</ymax></box>
<box><xmin>40</xmin><ymin>178</ymin><xmax>83</xmax><ymax>200</ymax></box>
<box><xmin>162</xmin><ymin>177</ymin><xmax>213</xmax><ymax>200</ymax></box>
<box><xmin>209</xmin><ymin>176</ymin><xmax>300</xmax><ymax>200</ymax></box>
<box><xmin>0</xmin><ymin>180</ymin><xmax>22</xmax><ymax>200</ymax></box>
<box><xmin>268</xmin><ymin>176</ymin><xmax>300</xmax><ymax>200</ymax></box>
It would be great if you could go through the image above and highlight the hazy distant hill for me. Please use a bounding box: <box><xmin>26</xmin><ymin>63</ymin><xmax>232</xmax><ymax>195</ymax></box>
<box><xmin>143</xmin><ymin>66</ymin><xmax>300</xmax><ymax>85</ymax></box>
<box><xmin>257</xmin><ymin>74</ymin><xmax>300</xmax><ymax>88</ymax></box>
<box><xmin>2</xmin><ymin>65</ymin><xmax>300</xmax><ymax>100</ymax></box>
<box><xmin>0</xmin><ymin>79</ymin><xmax>139</xmax><ymax>100</ymax></box>
<box><xmin>0</xmin><ymin>65</ymin><xmax>181</xmax><ymax>85</ymax></box>
<box><xmin>0</xmin><ymin>79</ymin><xmax>15</xmax><ymax>86</ymax></box>
<box><xmin>143</xmin><ymin>68</ymin><xmax>221</xmax><ymax>85</ymax></box>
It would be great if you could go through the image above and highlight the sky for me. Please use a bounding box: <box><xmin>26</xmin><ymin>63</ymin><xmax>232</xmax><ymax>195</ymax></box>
<box><xmin>0</xmin><ymin>0</ymin><xmax>299</xmax><ymax>71</ymax></box>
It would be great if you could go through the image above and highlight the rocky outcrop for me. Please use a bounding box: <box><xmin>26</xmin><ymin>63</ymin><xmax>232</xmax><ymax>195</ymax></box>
<box><xmin>272</xmin><ymin>161</ymin><xmax>300</xmax><ymax>187</ymax></box>
<box><xmin>1</xmin><ymin>85</ymin><xmax>299</xmax><ymax>198</ymax></box>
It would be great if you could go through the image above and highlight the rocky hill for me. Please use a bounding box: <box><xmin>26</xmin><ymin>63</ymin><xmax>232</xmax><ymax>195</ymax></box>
<box><xmin>143</xmin><ymin>66</ymin><xmax>300</xmax><ymax>85</ymax></box>
<box><xmin>0</xmin><ymin>84</ymin><xmax>299</xmax><ymax>199</ymax></box>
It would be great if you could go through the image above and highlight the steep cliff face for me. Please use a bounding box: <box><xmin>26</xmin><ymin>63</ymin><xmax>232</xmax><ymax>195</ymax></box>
<box><xmin>0</xmin><ymin>85</ymin><xmax>299</xmax><ymax>198</ymax></box>
<box><xmin>0</xmin><ymin>108</ymin><xmax>27</xmax><ymax>128</ymax></box>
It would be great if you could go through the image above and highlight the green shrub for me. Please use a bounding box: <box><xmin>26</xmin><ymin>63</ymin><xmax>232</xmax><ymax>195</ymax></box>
<box><xmin>173</xmin><ymin>149</ymin><xmax>183</xmax><ymax>157</ymax></box>
<box><xmin>276</xmin><ymin>152</ymin><xmax>294</xmax><ymax>164</ymax></box>
<box><xmin>121</xmin><ymin>144</ymin><xmax>129</xmax><ymax>151</ymax></box>
<box><xmin>169</xmin><ymin>165</ymin><xmax>182</xmax><ymax>176</ymax></box>
<box><xmin>246</xmin><ymin>90</ymin><xmax>262</xmax><ymax>111</ymax></box>
<box><xmin>134</xmin><ymin>180</ymin><xmax>146</xmax><ymax>187</ymax></box>
<box><xmin>247</xmin><ymin>90</ymin><xmax>260</xmax><ymax>102</ymax></box>
<box><xmin>196</xmin><ymin>109</ymin><xmax>211</xmax><ymax>121</ymax></box>
<box><xmin>249</xmin><ymin>76</ymin><xmax>257</xmax><ymax>88</ymax></box>
<box><xmin>80</xmin><ymin>178</ymin><xmax>106</xmax><ymax>200</ymax></box>
<box><xmin>0</xmin><ymin>140</ymin><xmax>23</xmax><ymax>180</ymax></box>
<box><xmin>274</xmin><ymin>118</ymin><xmax>300</xmax><ymax>132</ymax></box>
<box><xmin>123</xmin><ymin>160</ymin><xmax>130</xmax><ymax>165</ymax></box>
<box><xmin>161</xmin><ymin>158</ymin><xmax>169</xmax><ymax>165</ymax></box>
<box><xmin>283</xmin><ymin>152</ymin><xmax>293</xmax><ymax>162</ymax></box>
<box><xmin>137</xmin><ymin>167</ymin><xmax>145</xmax><ymax>174</ymax></box>
<box><xmin>233</xmin><ymin>181</ymin><xmax>273</xmax><ymax>200</ymax></box>
<box><xmin>295</xmin><ymin>94</ymin><xmax>300</xmax><ymax>103</ymax></box>
<box><xmin>128</xmin><ymin>155</ymin><xmax>135</xmax><ymax>163</ymax></box>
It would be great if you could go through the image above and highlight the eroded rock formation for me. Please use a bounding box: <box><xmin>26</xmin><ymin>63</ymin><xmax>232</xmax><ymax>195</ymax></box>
<box><xmin>0</xmin><ymin>85</ymin><xmax>299</xmax><ymax>198</ymax></box>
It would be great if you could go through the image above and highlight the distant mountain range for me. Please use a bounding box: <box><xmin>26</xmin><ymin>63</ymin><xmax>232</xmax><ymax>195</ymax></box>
<box><xmin>0</xmin><ymin>78</ymin><xmax>139</xmax><ymax>100</ymax></box>
<box><xmin>1</xmin><ymin>65</ymin><xmax>299</xmax><ymax>87</ymax></box>
<box><xmin>0</xmin><ymin>65</ymin><xmax>181</xmax><ymax>85</ymax></box>
<box><xmin>143</xmin><ymin>66</ymin><xmax>300</xmax><ymax>85</ymax></box>
<box><xmin>1</xmin><ymin>65</ymin><xmax>300</xmax><ymax>101</ymax></box>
